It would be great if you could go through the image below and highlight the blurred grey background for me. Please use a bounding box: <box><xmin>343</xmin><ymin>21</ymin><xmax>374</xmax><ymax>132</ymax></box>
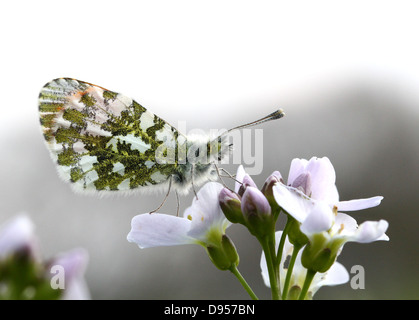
<box><xmin>1</xmin><ymin>1</ymin><xmax>418</xmax><ymax>299</ymax></box>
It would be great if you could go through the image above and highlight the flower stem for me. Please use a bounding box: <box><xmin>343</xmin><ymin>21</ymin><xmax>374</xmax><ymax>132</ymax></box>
<box><xmin>282</xmin><ymin>244</ymin><xmax>301</xmax><ymax>300</ymax></box>
<box><xmin>229</xmin><ymin>265</ymin><xmax>259</xmax><ymax>300</ymax></box>
<box><xmin>261</xmin><ymin>236</ymin><xmax>281</xmax><ymax>300</ymax></box>
<box><xmin>298</xmin><ymin>269</ymin><xmax>316</xmax><ymax>300</ymax></box>
<box><xmin>276</xmin><ymin>218</ymin><xmax>291</xmax><ymax>269</ymax></box>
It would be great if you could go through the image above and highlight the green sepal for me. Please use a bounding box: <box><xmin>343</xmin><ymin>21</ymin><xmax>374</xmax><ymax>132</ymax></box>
<box><xmin>287</xmin><ymin>285</ymin><xmax>302</xmax><ymax>300</ymax></box>
<box><xmin>0</xmin><ymin>250</ymin><xmax>63</xmax><ymax>300</ymax></box>
<box><xmin>287</xmin><ymin>216</ymin><xmax>309</xmax><ymax>248</ymax></box>
<box><xmin>220</xmin><ymin>198</ymin><xmax>245</xmax><ymax>225</ymax></box>
<box><xmin>301</xmin><ymin>233</ymin><xmax>336</xmax><ymax>273</ymax></box>
<box><xmin>244</xmin><ymin>212</ymin><xmax>275</xmax><ymax>239</ymax></box>
<box><xmin>206</xmin><ymin>235</ymin><xmax>239</xmax><ymax>271</ymax></box>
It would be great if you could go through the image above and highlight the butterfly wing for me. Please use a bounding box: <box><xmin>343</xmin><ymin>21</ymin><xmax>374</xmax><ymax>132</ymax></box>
<box><xmin>39</xmin><ymin>78</ymin><xmax>185</xmax><ymax>192</ymax></box>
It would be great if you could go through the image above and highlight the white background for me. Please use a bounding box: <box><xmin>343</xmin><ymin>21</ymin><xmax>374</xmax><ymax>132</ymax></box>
<box><xmin>1</xmin><ymin>0</ymin><xmax>418</xmax><ymax>299</ymax></box>
<box><xmin>2</xmin><ymin>0</ymin><xmax>419</xmax><ymax>131</ymax></box>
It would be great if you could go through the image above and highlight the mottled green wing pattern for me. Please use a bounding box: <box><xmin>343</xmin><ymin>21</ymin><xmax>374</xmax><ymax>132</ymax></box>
<box><xmin>39</xmin><ymin>78</ymin><xmax>184</xmax><ymax>192</ymax></box>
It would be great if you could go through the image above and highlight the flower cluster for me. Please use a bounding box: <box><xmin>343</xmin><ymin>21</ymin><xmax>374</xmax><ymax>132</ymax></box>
<box><xmin>221</xmin><ymin>157</ymin><xmax>388</xmax><ymax>299</ymax></box>
<box><xmin>0</xmin><ymin>214</ymin><xmax>89</xmax><ymax>300</ymax></box>
<box><xmin>127</xmin><ymin>157</ymin><xmax>389</xmax><ymax>300</ymax></box>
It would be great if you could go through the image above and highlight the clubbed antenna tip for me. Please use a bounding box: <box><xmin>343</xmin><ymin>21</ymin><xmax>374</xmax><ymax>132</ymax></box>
<box><xmin>267</xmin><ymin>109</ymin><xmax>285</xmax><ymax>120</ymax></box>
<box><xmin>227</xmin><ymin>108</ymin><xmax>285</xmax><ymax>133</ymax></box>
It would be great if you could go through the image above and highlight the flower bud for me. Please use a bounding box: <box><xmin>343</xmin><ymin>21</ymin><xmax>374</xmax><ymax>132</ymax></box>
<box><xmin>287</xmin><ymin>285</ymin><xmax>303</xmax><ymax>300</ymax></box>
<box><xmin>261</xmin><ymin>171</ymin><xmax>282</xmax><ymax>215</ymax></box>
<box><xmin>237</xmin><ymin>174</ymin><xmax>258</xmax><ymax>197</ymax></box>
<box><xmin>241</xmin><ymin>187</ymin><xmax>273</xmax><ymax>237</ymax></box>
<box><xmin>221</xmin><ymin>234</ymin><xmax>239</xmax><ymax>267</ymax></box>
<box><xmin>206</xmin><ymin>235</ymin><xmax>239</xmax><ymax>271</ymax></box>
<box><xmin>219</xmin><ymin>188</ymin><xmax>244</xmax><ymax>224</ymax></box>
<box><xmin>0</xmin><ymin>215</ymin><xmax>39</xmax><ymax>261</ymax></box>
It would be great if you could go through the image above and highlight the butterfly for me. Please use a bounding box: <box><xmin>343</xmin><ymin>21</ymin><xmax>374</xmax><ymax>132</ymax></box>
<box><xmin>39</xmin><ymin>78</ymin><xmax>284</xmax><ymax>199</ymax></box>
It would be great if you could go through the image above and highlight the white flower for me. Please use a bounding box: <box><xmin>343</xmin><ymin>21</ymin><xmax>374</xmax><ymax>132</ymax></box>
<box><xmin>313</xmin><ymin>211</ymin><xmax>389</xmax><ymax>244</ymax></box>
<box><xmin>49</xmin><ymin>248</ymin><xmax>90</xmax><ymax>300</ymax></box>
<box><xmin>0</xmin><ymin>214</ymin><xmax>90</xmax><ymax>300</ymax></box>
<box><xmin>260</xmin><ymin>231</ymin><xmax>349</xmax><ymax>298</ymax></box>
<box><xmin>272</xmin><ymin>157</ymin><xmax>389</xmax><ymax>272</ymax></box>
<box><xmin>127</xmin><ymin>182</ymin><xmax>231</xmax><ymax>248</ymax></box>
<box><xmin>285</xmin><ymin>157</ymin><xmax>383</xmax><ymax>214</ymax></box>
<box><xmin>273</xmin><ymin>156</ymin><xmax>388</xmax><ymax>243</ymax></box>
<box><xmin>0</xmin><ymin>214</ymin><xmax>39</xmax><ymax>260</ymax></box>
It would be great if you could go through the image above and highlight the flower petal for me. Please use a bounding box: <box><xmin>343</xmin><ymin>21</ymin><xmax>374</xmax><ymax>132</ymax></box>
<box><xmin>51</xmin><ymin>248</ymin><xmax>88</xmax><ymax>281</ymax></box>
<box><xmin>346</xmin><ymin>219</ymin><xmax>389</xmax><ymax>243</ymax></box>
<box><xmin>127</xmin><ymin>213</ymin><xmax>194</xmax><ymax>248</ymax></box>
<box><xmin>337</xmin><ymin>196</ymin><xmax>383</xmax><ymax>211</ymax></box>
<box><xmin>311</xmin><ymin>261</ymin><xmax>349</xmax><ymax>295</ymax></box>
<box><xmin>260</xmin><ymin>249</ymin><xmax>270</xmax><ymax>288</ymax></box>
<box><xmin>185</xmin><ymin>182</ymin><xmax>229</xmax><ymax>239</ymax></box>
<box><xmin>50</xmin><ymin>248</ymin><xmax>90</xmax><ymax>300</ymax></box>
<box><xmin>273</xmin><ymin>183</ymin><xmax>316</xmax><ymax>222</ymax></box>
<box><xmin>0</xmin><ymin>214</ymin><xmax>38</xmax><ymax>259</ymax></box>
<box><xmin>333</xmin><ymin>213</ymin><xmax>358</xmax><ymax>237</ymax></box>
<box><xmin>300</xmin><ymin>202</ymin><xmax>334</xmax><ymax>235</ymax></box>
<box><xmin>287</xmin><ymin>158</ymin><xmax>308</xmax><ymax>186</ymax></box>
<box><xmin>305</xmin><ymin>157</ymin><xmax>339</xmax><ymax>203</ymax></box>
<box><xmin>241</xmin><ymin>187</ymin><xmax>271</xmax><ymax>218</ymax></box>
<box><xmin>61</xmin><ymin>277</ymin><xmax>91</xmax><ymax>300</ymax></box>
<box><xmin>235</xmin><ymin>165</ymin><xmax>246</xmax><ymax>193</ymax></box>
<box><xmin>291</xmin><ymin>172</ymin><xmax>312</xmax><ymax>195</ymax></box>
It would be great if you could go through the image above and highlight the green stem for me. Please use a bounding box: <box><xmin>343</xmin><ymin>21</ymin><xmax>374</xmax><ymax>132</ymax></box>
<box><xmin>229</xmin><ymin>265</ymin><xmax>259</xmax><ymax>300</ymax></box>
<box><xmin>298</xmin><ymin>269</ymin><xmax>316</xmax><ymax>300</ymax></box>
<box><xmin>276</xmin><ymin>218</ymin><xmax>291</xmax><ymax>269</ymax></box>
<box><xmin>282</xmin><ymin>244</ymin><xmax>301</xmax><ymax>300</ymax></box>
<box><xmin>275</xmin><ymin>217</ymin><xmax>291</xmax><ymax>295</ymax></box>
<box><xmin>261</xmin><ymin>236</ymin><xmax>281</xmax><ymax>300</ymax></box>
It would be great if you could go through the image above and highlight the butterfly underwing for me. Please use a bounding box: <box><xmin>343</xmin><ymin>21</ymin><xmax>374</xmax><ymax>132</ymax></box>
<box><xmin>38</xmin><ymin>78</ymin><xmax>284</xmax><ymax>196</ymax></box>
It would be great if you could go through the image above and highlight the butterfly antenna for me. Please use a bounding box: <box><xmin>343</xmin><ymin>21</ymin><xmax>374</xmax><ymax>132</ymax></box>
<box><xmin>226</xmin><ymin>109</ymin><xmax>285</xmax><ymax>133</ymax></box>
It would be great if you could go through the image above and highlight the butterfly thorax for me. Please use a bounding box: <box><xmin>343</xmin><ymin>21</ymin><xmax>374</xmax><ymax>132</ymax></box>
<box><xmin>169</xmin><ymin>134</ymin><xmax>230</xmax><ymax>194</ymax></box>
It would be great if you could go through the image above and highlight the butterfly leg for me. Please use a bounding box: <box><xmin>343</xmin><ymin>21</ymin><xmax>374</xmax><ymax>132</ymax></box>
<box><xmin>219</xmin><ymin>167</ymin><xmax>243</xmax><ymax>185</ymax></box>
<box><xmin>149</xmin><ymin>176</ymin><xmax>173</xmax><ymax>214</ymax></box>
<box><xmin>175</xmin><ymin>190</ymin><xmax>180</xmax><ymax>217</ymax></box>
<box><xmin>213</xmin><ymin>164</ymin><xmax>229</xmax><ymax>189</ymax></box>
<box><xmin>191</xmin><ymin>164</ymin><xmax>199</xmax><ymax>200</ymax></box>
<box><xmin>214</xmin><ymin>164</ymin><xmax>243</xmax><ymax>193</ymax></box>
